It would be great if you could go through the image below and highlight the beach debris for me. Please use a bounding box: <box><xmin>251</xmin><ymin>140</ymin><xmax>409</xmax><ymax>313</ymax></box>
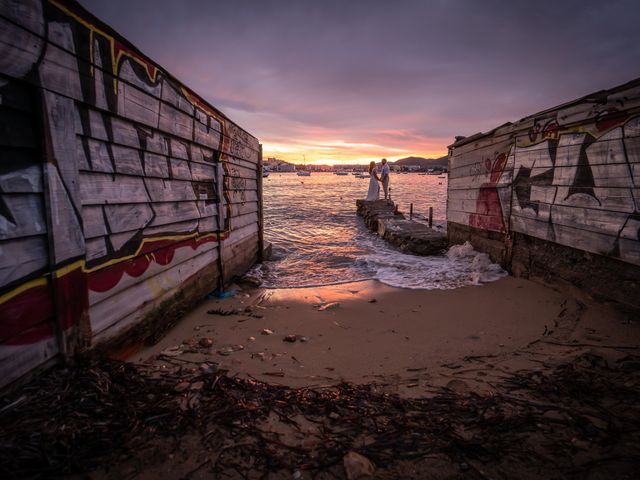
<box><xmin>207</xmin><ymin>308</ymin><xmax>239</xmax><ymax>316</ymax></box>
<box><xmin>217</xmin><ymin>344</ymin><xmax>244</xmax><ymax>356</ymax></box>
<box><xmin>174</xmin><ymin>381</ymin><xmax>190</xmax><ymax>392</ymax></box>
<box><xmin>343</xmin><ymin>451</ymin><xmax>375</xmax><ymax>479</ymax></box>
<box><xmin>446</xmin><ymin>379</ymin><xmax>470</xmax><ymax>393</ymax></box>
<box><xmin>293</xmin><ymin>470</ymin><xmax>302</xmax><ymax>479</ymax></box>
<box><xmin>368</xmin><ymin>299</ymin><xmax>377</xmax><ymax>303</ymax></box>
<box><xmin>160</xmin><ymin>346</ymin><xmax>183</xmax><ymax>357</ymax></box>
<box><xmin>199</xmin><ymin>363</ymin><xmax>217</xmax><ymax>374</ymax></box>
<box><xmin>283</xmin><ymin>334</ymin><xmax>297</xmax><ymax>343</ymax></box>
<box><xmin>248</xmin><ymin>336</ymin><xmax>256</xmax><ymax>342</ymax></box>
<box><xmin>198</xmin><ymin>337</ymin><xmax>213</xmax><ymax>348</ymax></box>
<box><xmin>261</xmin><ymin>328</ymin><xmax>274</xmax><ymax>335</ymax></box>
<box><xmin>333</xmin><ymin>321</ymin><xmax>348</xmax><ymax>329</ymax></box>
<box><xmin>252</xmin><ymin>352</ymin><xmax>266</xmax><ymax>361</ymax></box>
<box><xmin>299</xmin><ymin>336</ymin><xmax>309</xmax><ymax>342</ymax></box>
<box><xmin>1</xmin><ymin>352</ymin><xmax>639</xmax><ymax>479</ymax></box>
<box><xmin>317</xmin><ymin>302</ymin><xmax>340</xmax><ymax>311</ymax></box>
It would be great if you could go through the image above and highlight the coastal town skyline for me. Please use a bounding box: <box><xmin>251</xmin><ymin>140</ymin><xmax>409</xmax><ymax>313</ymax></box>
<box><xmin>79</xmin><ymin>0</ymin><xmax>640</xmax><ymax>165</ymax></box>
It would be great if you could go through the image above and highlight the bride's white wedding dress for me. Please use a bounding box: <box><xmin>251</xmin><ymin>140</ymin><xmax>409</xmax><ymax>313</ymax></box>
<box><xmin>366</xmin><ymin>170</ymin><xmax>380</xmax><ymax>201</ymax></box>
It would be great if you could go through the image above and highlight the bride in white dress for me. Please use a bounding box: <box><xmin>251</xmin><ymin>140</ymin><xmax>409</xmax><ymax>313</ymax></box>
<box><xmin>365</xmin><ymin>160</ymin><xmax>381</xmax><ymax>201</ymax></box>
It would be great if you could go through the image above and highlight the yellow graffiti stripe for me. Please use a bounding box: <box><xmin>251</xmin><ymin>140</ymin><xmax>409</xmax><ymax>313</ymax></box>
<box><xmin>0</xmin><ymin>277</ymin><xmax>48</xmax><ymax>305</ymax></box>
<box><xmin>48</xmin><ymin>1</ymin><xmax>230</xmax><ymax>137</ymax></box>
<box><xmin>81</xmin><ymin>231</ymin><xmax>224</xmax><ymax>273</ymax></box>
<box><xmin>0</xmin><ymin>231</ymin><xmax>225</xmax><ymax>306</ymax></box>
<box><xmin>48</xmin><ymin>0</ymin><xmax>158</xmax><ymax>93</ymax></box>
<box><xmin>517</xmin><ymin>114</ymin><xmax>639</xmax><ymax>148</ymax></box>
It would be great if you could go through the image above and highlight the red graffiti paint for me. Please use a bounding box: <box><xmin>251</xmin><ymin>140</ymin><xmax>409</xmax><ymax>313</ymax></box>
<box><xmin>0</xmin><ymin>284</ymin><xmax>55</xmax><ymax>345</ymax></box>
<box><xmin>595</xmin><ymin>108</ymin><xmax>627</xmax><ymax>132</ymax></box>
<box><xmin>469</xmin><ymin>152</ymin><xmax>508</xmax><ymax>233</ymax></box>
<box><xmin>87</xmin><ymin>233</ymin><xmax>225</xmax><ymax>293</ymax></box>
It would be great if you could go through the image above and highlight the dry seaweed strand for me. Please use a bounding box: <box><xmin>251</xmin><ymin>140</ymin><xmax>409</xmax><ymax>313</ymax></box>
<box><xmin>0</xmin><ymin>352</ymin><xmax>639</xmax><ymax>479</ymax></box>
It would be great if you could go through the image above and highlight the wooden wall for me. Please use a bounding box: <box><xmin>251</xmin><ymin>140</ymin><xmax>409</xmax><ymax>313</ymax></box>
<box><xmin>0</xmin><ymin>0</ymin><xmax>261</xmax><ymax>388</ymax></box>
<box><xmin>447</xmin><ymin>78</ymin><xmax>640</xmax><ymax>295</ymax></box>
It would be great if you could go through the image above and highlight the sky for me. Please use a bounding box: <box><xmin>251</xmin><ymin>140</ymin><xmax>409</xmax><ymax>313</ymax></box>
<box><xmin>79</xmin><ymin>0</ymin><xmax>640</xmax><ymax>165</ymax></box>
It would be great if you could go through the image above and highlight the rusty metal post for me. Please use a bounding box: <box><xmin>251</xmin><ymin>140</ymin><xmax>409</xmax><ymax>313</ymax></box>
<box><xmin>428</xmin><ymin>206</ymin><xmax>433</xmax><ymax>228</ymax></box>
<box><xmin>409</xmin><ymin>203</ymin><xmax>413</xmax><ymax>220</ymax></box>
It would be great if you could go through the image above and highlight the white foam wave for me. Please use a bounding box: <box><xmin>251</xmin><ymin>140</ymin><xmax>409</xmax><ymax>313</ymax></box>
<box><xmin>361</xmin><ymin>241</ymin><xmax>507</xmax><ymax>290</ymax></box>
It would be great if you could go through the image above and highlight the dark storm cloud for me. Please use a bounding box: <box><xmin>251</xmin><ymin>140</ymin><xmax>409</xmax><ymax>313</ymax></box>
<box><xmin>79</xmin><ymin>0</ymin><xmax>640</xmax><ymax>161</ymax></box>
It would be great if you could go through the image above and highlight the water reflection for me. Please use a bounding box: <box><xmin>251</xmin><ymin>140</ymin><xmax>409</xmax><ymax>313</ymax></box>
<box><xmin>259</xmin><ymin>172</ymin><xmax>449</xmax><ymax>287</ymax></box>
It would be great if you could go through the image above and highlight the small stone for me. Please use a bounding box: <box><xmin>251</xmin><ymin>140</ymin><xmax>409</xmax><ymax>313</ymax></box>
<box><xmin>299</xmin><ymin>336</ymin><xmax>309</xmax><ymax>342</ymax></box>
<box><xmin>174</xmin><ymin>382</ymin><xmax>190</xmax><ymax>392</ymax></box>
<box><xmin>283</xmin><ymin>334</ymin><xmax>297</xmax><ymax>343</ymax></box>
<box><xmin>199</xmin><ymin>338</ymin><xmax>213</xmax><ymax>348</ymax></box>
<box><xmin>200</xmin><ymin>363</ymin><xmax>215</xmax><ymax>374</ymax></box>
<box><xmin>293</xmin><ymin>471</ymin><xmax>302</xmax><ymax>479</ymax></box>
<box><xmin>217</xmin><ymin>344</ymin><xmax>244</xmax><ymax>356</ymax></box>
<box><xmin>368</xmin><ymin>299</ymin><xmax>377</xmax><ymax>303</ymax></box>
<box><xmin>194</xmin><ymin>326</ymin><xmax>201</xmax><ymax>331</ymax></box>
<box><xmin>446</xmin><ymin>379</ymin><xmax>470</xmax><ymax>393</ymax></box>
<box><xmin>343</xmin><ymin>451</ymin><xmax>375</xmax><ymax>479</ymax></box>
<box><xmin>190</xmin><ymin>381</ymin><xmax>204</xmax><ymax>391</ymax></box>
<box><xmin>261</xmin><ymin>328</ymin><xmax>274</xmax><ymax>335</ymax></box>
<box><xmin>318</xmin><ymin>302</ymin><xmax>340</xmax><ymax>311</ymax></box>
<box><xmin>160</xmin><ymin>346</ymin><xmax>183</xmax><ymax>357</ymax></box>
<box><xmin>248</xmin><ymin>336</ymin><xmax>256</xmax><ymax>342</ymax></box>
<box><xmin>460</xmin><ymin>462</ymin><xmax>470</xmax><ymax>471</ymax></box>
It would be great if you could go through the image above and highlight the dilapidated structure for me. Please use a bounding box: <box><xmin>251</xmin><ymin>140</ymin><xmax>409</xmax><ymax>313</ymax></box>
<box><xmin>447</xmin><ymin>78</ymin><xmax>640</xmax><ymax>308</ymax></box>
<box><xmin>0</xmin><ymin>0</ymin><xmax>262</xmax><ymax>388</ymax></box>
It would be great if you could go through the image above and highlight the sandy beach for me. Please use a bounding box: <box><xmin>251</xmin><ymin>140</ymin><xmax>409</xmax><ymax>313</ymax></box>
<box><xmin>4</xmin><ymin>276</ymin><xmax>639</xmax><ymax>480</ymax></box>
<box><xmin>133</xmin><ymin>276</ymin><xmax>638</xmax><ymax>393</ymax></box>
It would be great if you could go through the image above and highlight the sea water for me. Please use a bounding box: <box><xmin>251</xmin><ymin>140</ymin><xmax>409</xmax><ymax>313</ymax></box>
<box><xmin>247</xmin><ymin>172</ymin><xmax>506</xmax><ymax>289</ymax></box>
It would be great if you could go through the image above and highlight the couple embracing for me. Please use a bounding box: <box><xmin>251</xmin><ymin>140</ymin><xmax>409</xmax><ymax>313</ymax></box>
<box><xmin>366</xmin><ymin>158</ymin><xmax>390</xmax><ymax>201</ymax></box>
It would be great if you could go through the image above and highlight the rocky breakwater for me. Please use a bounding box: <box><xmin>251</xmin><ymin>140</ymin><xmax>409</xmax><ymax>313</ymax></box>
<box><xmin>356</xmin><ymin>199</ymin><xmax>448</xmax><ymax>255</ymax></box>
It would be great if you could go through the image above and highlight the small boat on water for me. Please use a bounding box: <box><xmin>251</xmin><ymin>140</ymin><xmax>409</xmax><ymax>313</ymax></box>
<box><xmin>335</xmin><ymin>170</ymin><xmax>349</xmax><ymax>176</ymax></box>
<box><xmin>262</xmin><ymin>171</ymin><xmax>269</xmax><ymax>178</ymax></box>
<box><xmin>355</xmin><ymin>173</ymin><xmax>368</xmax><ymax>179</ymax></box>
<box><xmin>297</xmin><ymin>170</ymin><xmax>311</xmax><ymax>176</ymax></box>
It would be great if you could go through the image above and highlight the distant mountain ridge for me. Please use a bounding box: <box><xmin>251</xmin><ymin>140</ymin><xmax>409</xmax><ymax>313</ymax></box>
<box><xmin>391</xmin><ymin>155</ymin><xmax>448</xmax><ymax>168</ymax></box>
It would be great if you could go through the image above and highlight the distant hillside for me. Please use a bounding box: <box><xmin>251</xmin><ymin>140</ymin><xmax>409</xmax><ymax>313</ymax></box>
<box><xmin>392</xmin><ymin>155</ymin><xmax>448</xmax><ymax>168</ymax></box>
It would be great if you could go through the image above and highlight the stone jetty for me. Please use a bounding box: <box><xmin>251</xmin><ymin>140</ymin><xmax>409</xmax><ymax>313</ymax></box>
<box><xmin>356</xmin><ymin>200</ymin><xmax>447</xmax><ymax>255</ymax></box>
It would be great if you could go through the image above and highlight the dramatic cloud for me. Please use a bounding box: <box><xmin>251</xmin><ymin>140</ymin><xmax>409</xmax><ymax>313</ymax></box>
<box><xmin>80</xmin><ymin>0</ymin><xmax>640</xmax><ymax>164</ymax></box>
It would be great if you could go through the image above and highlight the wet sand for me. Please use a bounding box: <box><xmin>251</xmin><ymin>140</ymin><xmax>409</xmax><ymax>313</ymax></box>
<box><xmin>133</xmin><ymin>276</ymin><xmax>639</xmax><ymax>394</ymax></box>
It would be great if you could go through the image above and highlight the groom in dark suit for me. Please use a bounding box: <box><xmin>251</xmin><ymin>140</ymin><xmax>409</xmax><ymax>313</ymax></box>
<box><xmin>380</xmin><ymin>158</ymin><xmax>390</xmax><ymax>199</ymax></box>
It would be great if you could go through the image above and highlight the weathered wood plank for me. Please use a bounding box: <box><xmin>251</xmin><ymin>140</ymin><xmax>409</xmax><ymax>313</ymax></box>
<box><xmin>0</xmin><ymin>193</ymin><xmax>47</xmax><ymax>240</ymax></box>
<box><xmin>0</xmin><ymin>164</ymin><xmax>42</xmax><ymax>193</ymax></box>
<box><xmin>143</xmin><ymin>152</ymin><xmax>170</xmax><ymax>178</ymax></box>
<box><xmin>43</xmin><ymin>164</ymin><xmax>85</xmax><ymax>264</ymax></box>
<box><xmin>149</xmin><ymin>201</ymin><xmax>202</xmax><ymax>228</ymax></box>
<box><xmin>79</xmin><ymin>172</ymin><xmax>150</xmax><ymax>205</ymax></box>
<box><xmin>169</xmin><ymin>158</ymin><xmax>192</xmax><ymax>180</ymax></box>
<box><xmin>82</xmin><ymin>205</ymin><xmax>107</xmax><ymax>239</ymax></box>
<box><xmin>90</xmin><ymin>246</ymin><xmax>218</xmax><ymax>337</ymax></box>
<box><xmin>0</xmin><ymin>234</ymin><xmax>48</xmax><ymax>288</ymax></box>
<box><xmin>229</xmin><ymin>201</ymin><xmax>259</xmax><ymax>217</ymax></box>
<box><xmin>112</xmin><ymin>144</ymin><xmax>143</xmax><ymax>176</ymax></box>
<box><xmin>159</xmin><ymin>102</ymin><xmax>193</xmax><ymax>141</ymax></box>
<box><xmin>144</xmin><ymin>177</ymin><xmax>196</xmax><ymax>202</ymax></box>
<box><xmin>104</xmin><ymin>203</ymin><xmax>154</xmax><ymax>234</ymax></box>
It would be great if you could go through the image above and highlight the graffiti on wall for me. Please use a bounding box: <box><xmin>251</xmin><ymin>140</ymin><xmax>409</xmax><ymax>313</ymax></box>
<box><xmin>0</xmin><ymin>0</ymin><xmax>259</xmax><ymax>386</ymax></box>
<box><xmin>454</xmin><ymin>83</ymin><xmax>640</xmax><ymax>266</ymax></box>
